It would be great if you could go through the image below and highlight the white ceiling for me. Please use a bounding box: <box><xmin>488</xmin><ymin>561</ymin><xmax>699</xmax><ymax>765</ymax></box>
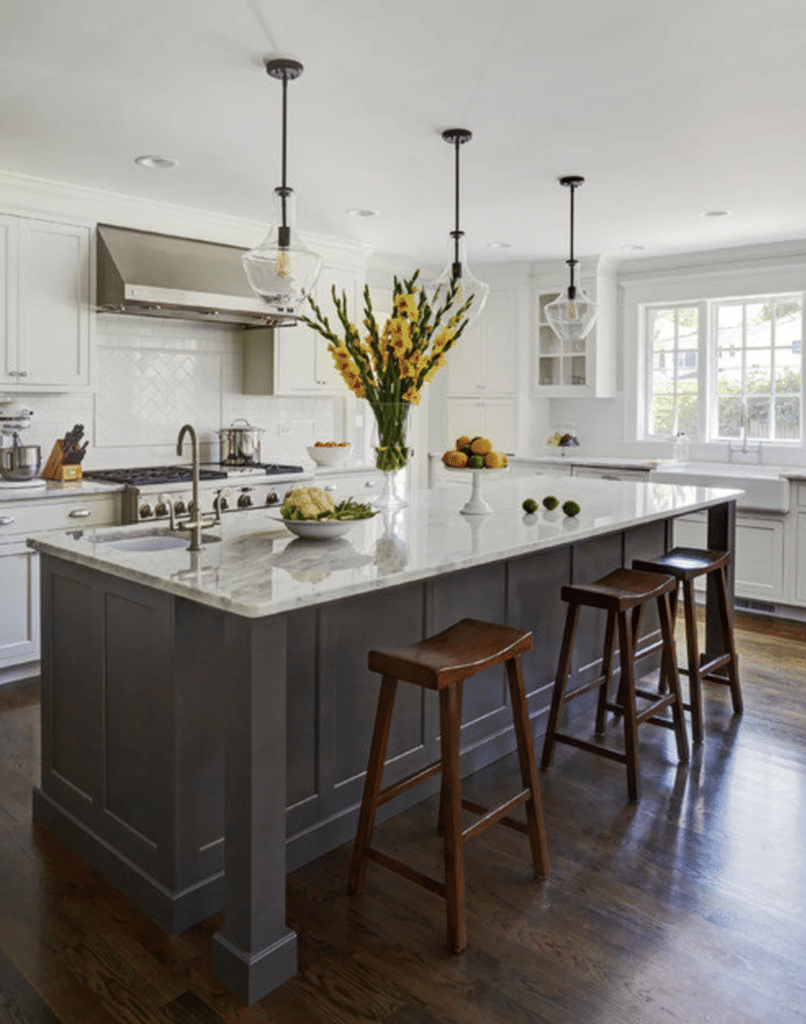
<box><xmin>3</xmin><ymin>0</ymin><xmax>806</xmax><ymax>266</ymax></box>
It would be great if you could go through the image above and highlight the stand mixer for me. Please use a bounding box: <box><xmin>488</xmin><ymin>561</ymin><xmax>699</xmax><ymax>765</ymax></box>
<box><xmin>0</xmin><ymin>398</ymin><xmax>43</xmax><ymax>485</ymax></box>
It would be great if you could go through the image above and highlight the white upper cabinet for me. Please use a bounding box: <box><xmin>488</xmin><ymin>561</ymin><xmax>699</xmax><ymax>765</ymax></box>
<box><xmin>531</xmin><ymin>256</ymin><xmax>616</xmax><ymax>398</ymax></box>
<box><xmin>446</xmin><ymin>286</ymin><xmax>518</xmax><ymax>397</ymax></box>
<box><xmin>273</xmin><ymin>264</ymin><xmax>359</xmax><ymax>395</ymax></box>
<box><xmin>246</xmin><ymin>260</ymin><xmax>364</xmax><ymax>396</ymax></box>
<box><xmin>1</xmin><ymin>216</ymin><xmax>91</xmax><ymax>390</ymax></box>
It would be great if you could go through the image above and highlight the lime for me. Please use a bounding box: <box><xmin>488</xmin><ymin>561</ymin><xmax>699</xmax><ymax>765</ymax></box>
<box><xmin>562</xmin><ymin>500</ymin><xmax>581</xmax><ymax>517</ymax></box>
<box><xmin>522</xmin><ymin>498</ymin><xmax>538</xmax><ymax>514</ymax></box>
<box><xmin>468</xmin><ymin>454</ymin><xmax>485</xmax><ymax>469</ymax></box>
<box><xmin>542</xmin><ymin>495</ymin><xmax>559</xmax><ymax>511</ymax></box>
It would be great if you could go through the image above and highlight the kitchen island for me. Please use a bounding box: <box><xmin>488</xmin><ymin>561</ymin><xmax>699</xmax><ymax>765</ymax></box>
<box><xmin>29</xmin><ymin>475</ymin><xmax>740</xmax><ymax>1004</ymax></box>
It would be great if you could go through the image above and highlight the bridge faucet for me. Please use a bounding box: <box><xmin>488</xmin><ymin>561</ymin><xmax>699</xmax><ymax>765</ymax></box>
<box><xmin>177</xmin><ymin>424</ymin><xmax>202</xmax><ymax>551</ymax></box>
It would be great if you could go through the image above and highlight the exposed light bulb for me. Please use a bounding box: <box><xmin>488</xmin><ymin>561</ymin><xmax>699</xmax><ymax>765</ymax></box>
<box><xmin>275</xmin><ymin>249</ymin><xmax>291</xmax><ymax>279</ymax></box>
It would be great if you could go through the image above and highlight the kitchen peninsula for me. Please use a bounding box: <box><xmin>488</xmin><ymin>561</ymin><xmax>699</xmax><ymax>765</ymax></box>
<box><xmin>29</xmin><ymin>475</ymin><xmax>740</xmax><ymax>1004</ymax></box>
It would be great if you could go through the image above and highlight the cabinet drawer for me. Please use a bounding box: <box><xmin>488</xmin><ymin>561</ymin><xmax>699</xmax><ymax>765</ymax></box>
<box><xmin>0</xmin><ymin>493</ymin><xmax>122</xmax><ymax>540</ymax></box>
<box><xmin>797</xmin><ymin>482</ymin><xmax>806</xmax><ymax>508</ymax></box>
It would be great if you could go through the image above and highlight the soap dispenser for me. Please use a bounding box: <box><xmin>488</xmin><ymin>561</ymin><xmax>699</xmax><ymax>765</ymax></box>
<box><xmin>673</xmin><ymin>432</ymin><xmax>690</xmax><ymax>462</ymax></box>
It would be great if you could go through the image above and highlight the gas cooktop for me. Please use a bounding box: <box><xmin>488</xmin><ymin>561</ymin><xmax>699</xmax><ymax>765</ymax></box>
<box><xmin>83</xmin><ymin>463</ymin><xmax>304</xmax><ymax>486</ymax></box>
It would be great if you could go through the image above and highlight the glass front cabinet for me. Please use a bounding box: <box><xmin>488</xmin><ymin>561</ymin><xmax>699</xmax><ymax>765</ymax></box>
<box><xmin>531</xmin><ymin>256</ymin><xmax>616</xmax><ymax>398</ymax></box>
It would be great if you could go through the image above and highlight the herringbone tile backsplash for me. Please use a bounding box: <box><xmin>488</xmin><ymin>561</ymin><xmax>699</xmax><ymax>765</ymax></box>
<box><xmin>22</xmin><ymin>315</ymin><xmax>341</xmax><ymax>469</ymax></box>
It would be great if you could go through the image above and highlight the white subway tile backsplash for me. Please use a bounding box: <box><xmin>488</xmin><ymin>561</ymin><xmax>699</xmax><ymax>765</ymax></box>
<box><xmin>14</xmin><ymin>315</ymin><xmax>341</xmax><ymax>470</ymax></box>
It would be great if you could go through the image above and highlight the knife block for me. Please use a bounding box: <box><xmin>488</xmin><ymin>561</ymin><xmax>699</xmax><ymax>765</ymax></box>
<box><xmin>42</xmin><ymin>440</ymin><xmax>83</xmax><ymax>481</ymax></box>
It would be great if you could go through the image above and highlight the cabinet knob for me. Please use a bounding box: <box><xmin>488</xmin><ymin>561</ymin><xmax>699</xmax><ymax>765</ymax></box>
<box><xmin>364</xmin><ymin>480</ymin><xmax>377</xmax><ymax>489</ymax></box>
<box><xmin>0</xmin><ymin>515</ymin><xmax>15</xmax><ymax>526</ymax></box>
<box><xmin>18</xmin><ymin>370</ymin><xmax>28</xmax><ymax>377</ymax></box>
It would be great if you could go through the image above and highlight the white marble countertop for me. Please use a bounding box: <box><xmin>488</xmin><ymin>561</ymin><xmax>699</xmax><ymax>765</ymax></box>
<box><xmin>0</xmin><ymin>478</ymin><xmax>124</xmax><ymax>503</ymax></box>
<box><xmin>29</xmin><ymin>475</ymin><xmax>743</xmax><ymax>620</ymax></box>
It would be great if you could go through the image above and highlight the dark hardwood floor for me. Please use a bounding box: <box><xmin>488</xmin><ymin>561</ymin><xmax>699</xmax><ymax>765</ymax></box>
<box><xmin>1</xmin><ymin>610</ymin><xmax>804</xmax><ymax>1023</ymax></box>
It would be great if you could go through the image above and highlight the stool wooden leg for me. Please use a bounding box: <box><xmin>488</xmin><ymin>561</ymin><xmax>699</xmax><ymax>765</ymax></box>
<box><xmin>505</xmin><ymin>657</ymin><xmax>549</xmax><ymax>879</ymax></box>
<box><xmin>615</xmin><ymin>604</ymin><xmax>645</xmax><ymax>714</ymax></box>
<box><xmin>657</xmin><ymin>585</ymin><xmax>678</xmax><ymax>695</ymax></box>
<box><xmin>348</xmin><ymin>675</ymin><xmax>398</xmax><ymax>896</ymax></box>
<box><xmin>715</xmin><ymin>566</ymin><xmax>743</xmax><ymax>714</ymax></box>
<box><xmin>681</xmin><ymin>578</ymin><xmax>704</xmax><ymax>744</ymax></box>
<box><xmin>542</xmin><ymin>601</ymin><xmax>580</xmax><ymax>770</ymax></box>
<box><xmin>616</xmin><ymin>610</ymin><xmax>641</xmax><ymax>802</ymax></box>
<box><xmin>439</xmin><ymin>684</ymin><xmax>466</xmax><ymax>953</ymax></box>
<box><xmin>438</xmin><ymin>681</ymin><xmax>464</xmax><ymax>836</ymax></box>
<box><xmin>657</xmin><ymin>593</ymin><xmax>690</xmax><ymax>764</ymax></box>
<box><xmin>596</xmin><ymin>610</ymin><xmax>617</xmax><ymax>735</ymax></box>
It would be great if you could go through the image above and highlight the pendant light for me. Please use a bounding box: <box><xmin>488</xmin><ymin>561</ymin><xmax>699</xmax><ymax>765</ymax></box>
<box><xmin>545</xmin><ymin>175</ymin><xmax>598</xmax><ymax>343</ymax></box>
<box><xmin>424</xmin><ymin>128</ymin><xmax>489</xmax><ymax>325</ymax></box>
<box><xmin>242</xmin><ymin>58</ymin><xmax>322</xmax><ymax>319</ymax></box>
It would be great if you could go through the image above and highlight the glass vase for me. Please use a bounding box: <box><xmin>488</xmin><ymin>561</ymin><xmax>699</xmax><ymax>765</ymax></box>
<box><xmin>370</xmin><ymin>401</ymin><xmax>412</xmax><ymax>509</ymax></box>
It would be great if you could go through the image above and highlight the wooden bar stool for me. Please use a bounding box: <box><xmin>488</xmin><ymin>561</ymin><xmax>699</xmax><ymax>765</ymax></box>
<box><xmin>541</xmin><ymin>568</ymin><xmax>690</xmax><ymax>803</ymax></box>
<box><xmin>632</xmin><ymin>547</ymin><xmax>743</xmax><ymax>744</ymax></box>
<box><xmin>348</xmin><ymin>618</ymin><xmax>549</xmax><ymax>954</ymax></box>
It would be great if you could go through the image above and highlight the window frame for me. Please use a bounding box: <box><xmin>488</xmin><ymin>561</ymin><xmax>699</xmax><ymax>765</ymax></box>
<box><xmin>624</xmin><ymin>260</ymin><xmax>806</xmax><ymax>454</ymax></box>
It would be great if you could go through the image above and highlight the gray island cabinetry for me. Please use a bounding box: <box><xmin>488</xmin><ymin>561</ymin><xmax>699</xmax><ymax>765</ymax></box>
<box><xmin>29</xmin><ymin>477</ymin><xmax>739</xmax><ymax>1004</ymax></box>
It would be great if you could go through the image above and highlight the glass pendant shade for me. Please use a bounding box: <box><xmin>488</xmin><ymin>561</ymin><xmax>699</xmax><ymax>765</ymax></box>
<box><xmin>546</xmin><ymin>174</ymin><xmax>598</xmax><ymax>343</ymax></box>
<box><xmin>544</xmin><ymin>286</ymin><xmax>598</xmax><ymax>343</ymax></box>
<box><xmin>242</xmin><ymin>188</ymin><xmax>322</xmax><ymax>317</ymax></box>
<box><xmin>424</xmin><ymin>233</ymin><xmax>489</xmax><ymax>326</ymax></box>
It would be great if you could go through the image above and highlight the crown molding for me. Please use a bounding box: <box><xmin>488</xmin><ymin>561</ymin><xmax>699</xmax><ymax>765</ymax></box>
<box><xmin>0</xmin><ymin>169</ymin><xmax>372</xmax><ymax>262</ymax></box>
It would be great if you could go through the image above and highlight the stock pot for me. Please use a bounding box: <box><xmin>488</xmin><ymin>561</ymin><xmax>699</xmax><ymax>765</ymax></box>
<box><xmin>218</xmin><ymin>419</ymin><xmax>265</xmax><ymax>463</ymax></box>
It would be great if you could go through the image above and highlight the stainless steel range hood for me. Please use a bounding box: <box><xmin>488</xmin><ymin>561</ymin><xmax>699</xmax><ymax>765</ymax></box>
<box><xmin>96</xmin><ymin>224</ymin><xmax>295</xmax><ymax>327</ymax></box>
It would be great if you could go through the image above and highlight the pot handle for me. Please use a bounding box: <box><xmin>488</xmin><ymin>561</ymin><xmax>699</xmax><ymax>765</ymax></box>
<box><xmin>230</xmin><ymin>418</ymin><xmax>253</xmax><ymax>427</ymax></box>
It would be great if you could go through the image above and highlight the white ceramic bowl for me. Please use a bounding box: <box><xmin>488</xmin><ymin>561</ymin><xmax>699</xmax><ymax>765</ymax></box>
<box><xmin>281</xmin><ymin>517</ymin><xmax>359</xmax><ymax>540</ymax></box>
<box><xmin>307</xmin><ymin>444</ymin><xmax>353</xmax><ymax>467</ymax></box>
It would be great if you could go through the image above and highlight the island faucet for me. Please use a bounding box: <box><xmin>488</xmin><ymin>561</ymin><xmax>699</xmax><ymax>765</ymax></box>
<box><xmin>177</xmin><ymin>423</ymin><xmax>203</xmax><ymax>551</ymax></box>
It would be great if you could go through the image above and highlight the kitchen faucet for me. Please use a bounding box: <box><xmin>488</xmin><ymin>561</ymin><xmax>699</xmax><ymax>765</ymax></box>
<box><xmin>727</xmin><ymin>398</ymin><xmax>762</xmax><ymax>463</ymax></box>
<box><xmin>176</xmin><ymin>424</ymin><xmax>203</xmax><ymax>551</ymax></box>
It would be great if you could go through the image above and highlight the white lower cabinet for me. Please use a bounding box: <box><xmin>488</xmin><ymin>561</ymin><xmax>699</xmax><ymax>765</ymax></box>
<box><xmin>0</xmin><ymin>490</ymin><xmax>121</xmax><ymax>677</ymax></box>
<box><xmin>0</xmin><ymin>541</ymin><xmax>39</xmax><ymax>668</ymax></box>
<box><xmin>796</xmin><ymin>513</ymin><xmax>806</xmax><ymax>604</ymax></box>
<box><xmin>673</xmin><ymin>511</ymin><xmax>786</xmax><ymax>602</ymax></box>
<box><xmin>314</xmin><ymin>468</ymin><xmax>383</xmax><ymax>502</ymax></box>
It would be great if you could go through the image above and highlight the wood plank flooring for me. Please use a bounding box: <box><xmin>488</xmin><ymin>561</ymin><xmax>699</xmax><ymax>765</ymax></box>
<box><xmin>0</xmin><ymin>610</ymin><xmax>804</xmax><ymax>1023</ymax></box>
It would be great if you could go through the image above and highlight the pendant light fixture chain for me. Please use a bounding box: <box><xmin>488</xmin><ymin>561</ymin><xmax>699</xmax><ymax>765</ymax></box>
<box><xmin>442</xmin><ymin>128</ymin><xmax>472</xmax><ymax>278</ymax></box>
<box><xmin>559</xmin><ymin>175</ymin><xmax>584</xmax><ymax>299</ymax></box>
<box><xmin>266</xmin><ymin>58</ymin><xmax>303</xmax><ymax>246</ymax></box>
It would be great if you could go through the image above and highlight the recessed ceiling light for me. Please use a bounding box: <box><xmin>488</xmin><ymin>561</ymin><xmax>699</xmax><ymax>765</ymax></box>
<box><xmin>702</xmin><ymin>209</ymin><xmax>732</xmax><ymax>218</ymax></box>
<box><xmin>487</xmin><ymin>241</ymin><xmax>511</xmax><ymax>250</ymax></box>
<box><xmin>134</xmin><ymin>155</ymin><xmax>179</xmax><ymax>169</ymax></box>
<box><xmin>346</xmin><ymin>208</ymin><xmax>377</xmax><ymax>218</ymax></box>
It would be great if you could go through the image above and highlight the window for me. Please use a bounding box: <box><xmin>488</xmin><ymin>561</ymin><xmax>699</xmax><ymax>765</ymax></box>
<box><xmin>645</xmin><ymin>292</ymin><xmax>804</xmax><ymax>443</ymax></box>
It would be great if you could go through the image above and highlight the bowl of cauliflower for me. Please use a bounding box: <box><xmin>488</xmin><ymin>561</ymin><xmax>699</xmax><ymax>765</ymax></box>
<box><xmin>279</xmin><ymin>485</ymin><xmax>376</xmax><ymax>540</ymax></box>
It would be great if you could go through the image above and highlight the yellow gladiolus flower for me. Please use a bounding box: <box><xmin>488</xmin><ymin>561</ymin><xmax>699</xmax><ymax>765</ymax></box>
<box><xmin>394</xmin><ymin>293</ymin><xmax>419</xmax><ymax>319</ymax></box>
<box><xmin>403</xmin><ymin>386</ymin><xmax>421</xmax><ymax>405</ymax></box>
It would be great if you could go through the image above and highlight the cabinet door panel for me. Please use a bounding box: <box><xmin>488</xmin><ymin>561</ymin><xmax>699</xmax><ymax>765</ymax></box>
<box><xmin>734</xmin><ymin>517</ymin><xmax>785</xmax><ymax>600</ymax></box>
<box><xmin>19</xmin><ymin>221</ymin><xmax>90</xmax><ymax>387</ymax></box>
<box><xmin>0</xmin><ymin>543</ymin><xmax>40</xmax><ymax>667</ymax></box>
<box><xmin>0</xmin><ymin>216</ymin><xmax>17</xmax><ymax>380</ymax></box>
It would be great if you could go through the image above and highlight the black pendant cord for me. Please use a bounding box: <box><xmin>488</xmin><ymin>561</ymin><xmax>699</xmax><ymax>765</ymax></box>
<box><xmin>266</xmin><ymin>58</ymin><xmax>304</xmax><ymax>249</ymax></box>
<box><xmin>279</xmin><ymin>72</ymin><xmax>289</xmax><ymax>239</ymax></box>
<box><xmin>442</xmin><ymin>129</ymin><xmax>472</xmax><ymax>281</ymax></box>
<box><xmin>451</xmin><ymin>135</ymin><xmax>463</xmax><ymax>278</ymax></box>
<box><xmin>566</xmin><ymin>181</ymin><xmax>578</xmax><ymax>300</ymax></box>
